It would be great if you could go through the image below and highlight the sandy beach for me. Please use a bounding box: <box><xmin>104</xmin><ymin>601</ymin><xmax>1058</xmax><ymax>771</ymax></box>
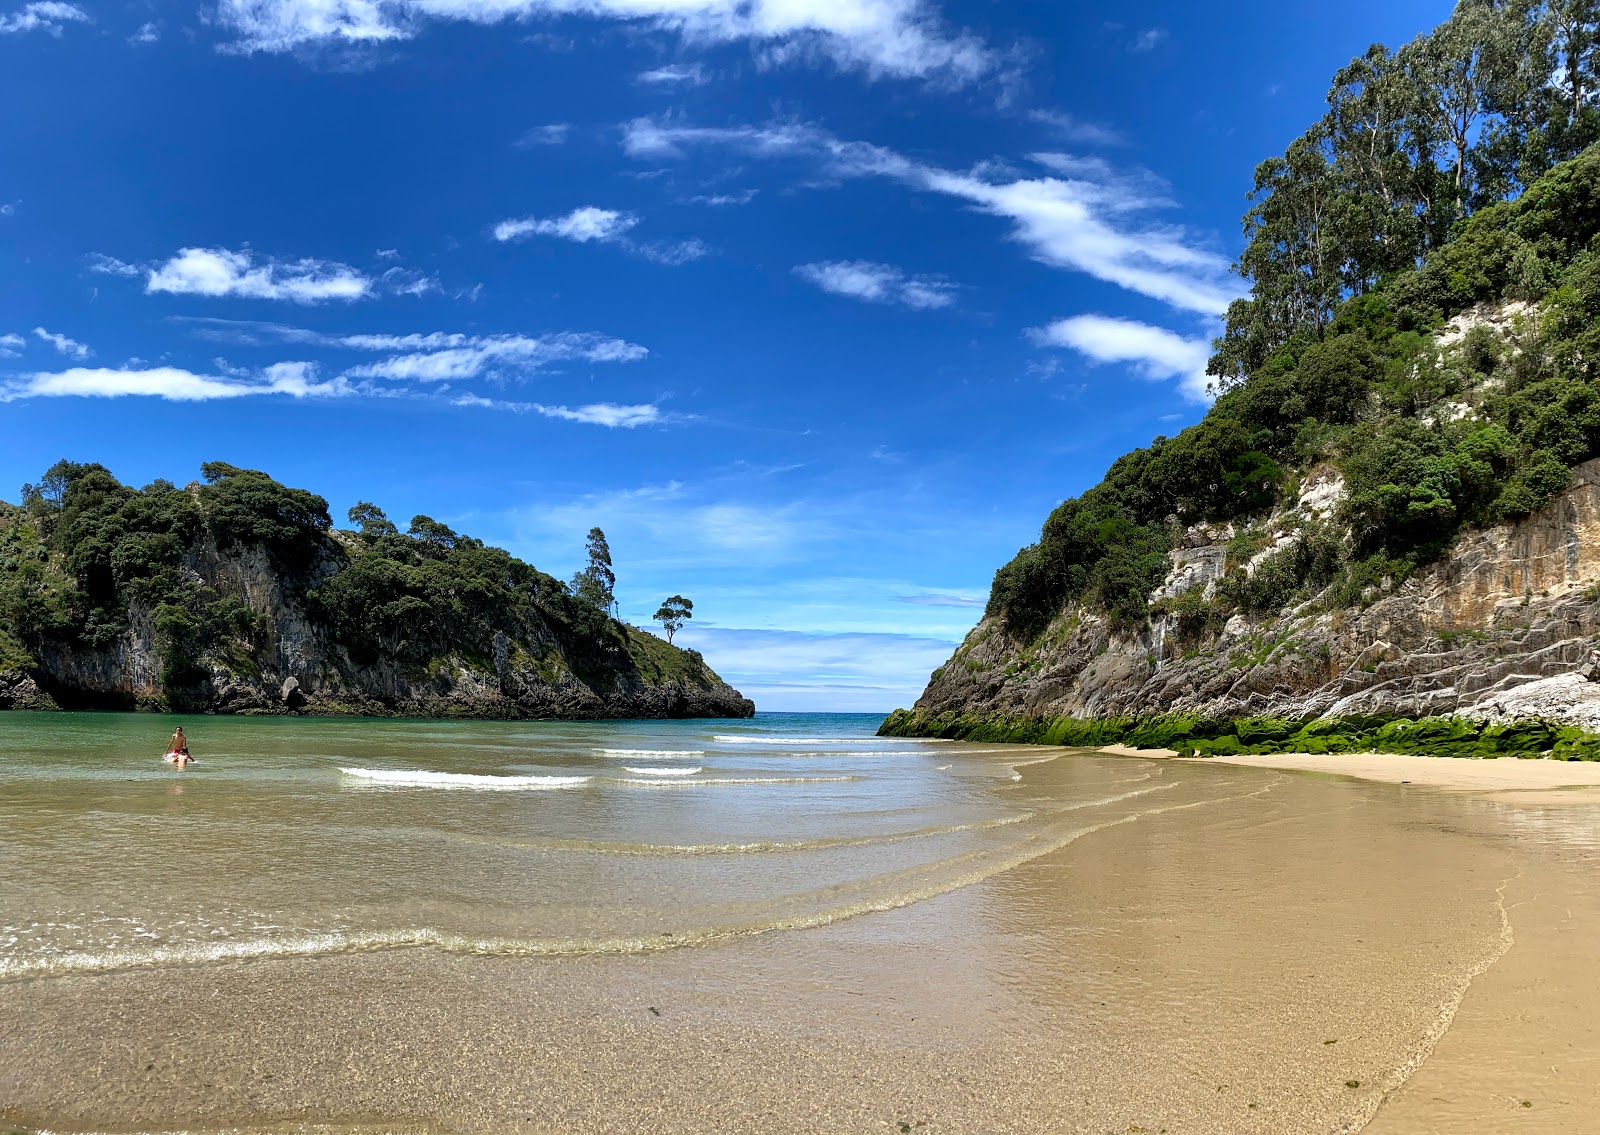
<box><xmin>1099</xmin><ymin>743</ymin><xmax>1600</xmax><ymax>802</ymax></box>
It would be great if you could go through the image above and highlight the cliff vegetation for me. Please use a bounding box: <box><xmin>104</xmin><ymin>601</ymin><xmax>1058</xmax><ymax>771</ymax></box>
<box><xmin>890</xmin><ymin>2</ymin><xmax>1600</xmax><ymax>749</ymax></box>
<box><xmin>0</xmin><ymin>461</ymin><xmax>753</xmax><ymax>719</ymax></box>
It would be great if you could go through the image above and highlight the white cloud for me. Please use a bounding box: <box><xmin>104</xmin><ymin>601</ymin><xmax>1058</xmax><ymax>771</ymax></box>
<box><xmin>638</xmin><ymin>62</ymin><xmax>708</xmax><ymax>85</ymax></box>
<box><xmin>212</xmin><ymin>0</ymin><xmax>992</xmax><ymax>84</ymax></box>
<box><xmin>1130</xmin><ymin>26</ymin><xmax>1166</xmax><ymax>52</ymax></box>
<box><xmin>624</xmin><ymin>117</ymin><xmax>1241</xmax><ymax>317</ymax></box>
<box><xmin>147</xmin><ymin>247</ymin><xmax>372</xmax><ymax>303</ymax></box>
<box><xmin>86</xmin><ymin>253</ymin><xmax>141</xmax><ymax>277</ymax></box>
<box><xmin>0</xmin><ymin>333</ymin><xmax>24</xmax><ymax>358</ymax></box>
<box><xmin>898</xmin><ymin>592</ymin><xmax>982</xmax><ymax>607</ymax></box>
<box><xmin>535</xmin><ymin>402</ymin><xmax>661</xmax><ymax>427</ymax></box>
<box><xmin>794</xmin><ymin>260</ymin><xmax>954</xmax><ymax>310</ymax></box>
<box><xmin>514</xmin><ymin>123</ymin><xmax>569</xmax><ymax>146</ymax></box>
<box><xmin>636</xmin><ymin>238</ymin><xmax>710</xmax><ymax>265</ymax></box>
<box><xmin>0</xmin><ymin>363</ymin><xmax>349</xmax><ymax>403</ymax></box>
<box><xmin>687</xmin><ymin>189</ymin><xmax>758</xmax><ymax>206</ymax></box>
<box><xmin>0</xmin><ymin>1</ymin><xmax>89</xmax><ymax>34</ymax></box>
<box><xmin>32</xmin><ymin>326</ymin><xmax>90</xmax><ymax>360</ymax></box>
<box><xmin>453</xmin><ymin>395</ymin><xmax>663</xmax><ymax>428</ymax></box>
<box><xmin>492</xmin><ymin>206</ymin><xmax>638</xmax><ymax>244</ymax></box>
<box><xmin>1032</xmin><ymin>314</ymin><xmax>1213</xmax><ymax>402</ymax></box>
<box><xmin>1027</xmin><ymin>109</ymin><xmax>1121</xmax><ymax>146</ymax></box>
<box><xmin>129</xmin><ymin>20</ymin><xmax>160</xmax><ymax>42</ymax></box>
<box><xmin>344</xmin><ymin>331</ymin><xmax>647</xmax><ymax>381</ymax></box>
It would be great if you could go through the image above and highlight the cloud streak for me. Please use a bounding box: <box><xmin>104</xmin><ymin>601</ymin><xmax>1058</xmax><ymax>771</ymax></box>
<box><xmin>493</xmin><ymin>206</ymin><xmax>638</xmax><ymax>244</ymax></box>
<box><xmin>212</xmin><ymin>0</ymin><xmax>993</xmax><ymax>84</ymax></box>
<box><xmin>146</xmin><ymin>247</ymin><xmax>373</xmax><ymax>303</ymax></box>
<box><xmin>1031</xmin><ymin>314</ymin><xmax>1213</xmax><ymax>402</ymax></box>
<box><xmin>621</xmin><ymin>118</ymin><xmax>1240</xmax><ymax>317</ymax></box>
<box><xmin>0</xmin><ymin>1</ymin><xmax>89</xmax><ymax>34</ymax></box>
<box><xmin>0</xmin><ymin>362</ymin><xmax>348</xmax><ymax>403</ymax></box>
<box><xmin>794</xmin><ymin>260</ymin><xmax>955</xmax><ymax>310</ymax></box>
<box><xmin>33</xmin><ymin>326</ymin><xmax>90</xmax><ymax>360</ymax></box>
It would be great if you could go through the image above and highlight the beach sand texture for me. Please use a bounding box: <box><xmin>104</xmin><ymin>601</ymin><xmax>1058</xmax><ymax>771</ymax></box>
<box><xmin>6</xmin><ymin>718</ymin><xmax>1600</xmax><ymax>1132</ymax></box>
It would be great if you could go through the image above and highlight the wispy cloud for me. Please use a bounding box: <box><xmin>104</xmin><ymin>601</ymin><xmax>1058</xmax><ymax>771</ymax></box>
<box><xmin>0</xmin><ymin>1</ymin><xmax>89</xmax><ymax>35</ymax></box>
<box><xmin>455</xmin><ymin>394</ymin><xmax>662</xmax><ymax>427</ymax></box>
<box><xmin>128</xmin><ymin>20</ymin><xmax>159</xmax><ymax>42</ymax></box>
<box><xmin>637</xmin><ymin>63</ymin><xmax>707</xmax><ymax>85</ymax></box>
<box><xmin>212</xmin><ymin>0</ymin><xmax>993</xmax><ymax>84</ymax></box>
<box><xmin>794</xmin><ymin>260</ymin><xmax>955</xmax><ymax>310</ymax></box>
<box><xmin>0</xmin><ymin>362</ymin><xmax>348</xmax><ymax>403</ymax></box>
<box><xmin>340</xmin><ymin>331</ymin><xmax>648</xmax><ymax>381</ymax></box>
<box><xmin>897</xmin><ymin>592</ymin><xmax>982</xmax><ymax>607</ymax></box>
<box><xmin>686</xmin><ymin>189</ymin><xmax>758</xmax><ymax>207</ymax></box>
<box><xmin>513</xmin><ymin>123</ymin><xmax>569</xmax><ymax>147</ymax></box>
<box><xmin>1130</xmin><ymin>27</ymin><xmax>1166</xmax><ymax>52</ymax></box>
<box><xmin>1031</xmin><ymin>314</ymin><xmax>1213</xmax><ymax>402</ymax></box>
<box><xmin>1027</xmin><ymin>109</ymin><xmax>1122</xmax><ymax>146</ymax></box>
<box><xmin>146</xmin><ymin>247</ymin><xmax>372</xmax><ymax>303</ymax></box>
<box><xmin>493</xmin><ymin>206</ymin><xmax>638</xmax><ymax>244</ymax></box>
<box><xmin>33</xmin><ymin>326</ymin><xmax>90</xmax><ymax>360</ymax></box>
<box><xmin>86</xmin><ymin>253</ymin><xmax>141</xmax><ymax>277</ymax></box>
<box><xmin>0</xmin><ymin>333</ymin><xmax>24</xmax><ymax>358</ymax></box>
<box><xmin>621</xmin><ymin>117</ymin><xmax>1240</xmax><ymax>316</ymax></box>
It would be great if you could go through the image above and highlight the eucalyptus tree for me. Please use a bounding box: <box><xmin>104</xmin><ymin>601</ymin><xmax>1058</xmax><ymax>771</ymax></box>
<box><xmin>570</xmin><ymin>527</ymin><xmax>616</xmax><ymax>614</ymax></box>
<box><xmin>653</xmin><ymin>595</ymin><xmax>693</xmax><ymax>643</ymax></box>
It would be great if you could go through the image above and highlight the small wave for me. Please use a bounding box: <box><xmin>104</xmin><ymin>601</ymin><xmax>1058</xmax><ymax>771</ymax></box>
<box><xmin>617</xmin><ymin>775</ymin><xmax>859</xmax><ymax>787</ymax></box>
<box><xmin>712</xmin><ymin>735</ymin><xmax>942</xmax><ymax>746</ymax></box>
<box><xmin>622</xmin><ymin>766</ymin><xmax>702</xmax><ymax>777</ymax></box>
<box><xmin>340</xmin><ymin>768</ymin><xmax>590</xmax><ymax>790</ymax></box>
<box><xmin>598</xmin><ymin>749</ymin><xmax>707</xmax><ymax>758</ymax></box>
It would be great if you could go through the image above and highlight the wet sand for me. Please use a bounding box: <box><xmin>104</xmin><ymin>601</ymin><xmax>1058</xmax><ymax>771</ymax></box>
<box><xmin>13</xmin><ymin>754</ymin><xmax>1600</xmax><ymax>1134</ymax></box>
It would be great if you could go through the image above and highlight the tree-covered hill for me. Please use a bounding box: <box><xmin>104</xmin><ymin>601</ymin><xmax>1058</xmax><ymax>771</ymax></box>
<box><xmin>886</xmin><ymin>3</ymin><xmax>1600</xmax><ymax>750</ymax></box>
<box><xmin>989</xmin><ymin>0</ymin><xmax>1600</xmax><ymax>644</ymax></box>
<box><xmin>0</xmin><ymin>461</ymin><xmax>753</xmax><ymax>718</ymax></box>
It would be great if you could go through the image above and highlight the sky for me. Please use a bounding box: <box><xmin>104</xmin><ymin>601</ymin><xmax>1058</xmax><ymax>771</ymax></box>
<box><xmin>0</xmin><ymin>0</ymin><xmax>1451</xmax><ymax>711</ymax></box>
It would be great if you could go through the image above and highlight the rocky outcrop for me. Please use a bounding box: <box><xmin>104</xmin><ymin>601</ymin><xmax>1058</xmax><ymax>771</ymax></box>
<box><xmin>903</xmin><ymin>458</ymin><xmax>1600</xmax><ymax>729</ymax></box>
<box><xmin>7</xmin><ymin>539</ymin><xmax>753</xmax><ymax>720</ymax></box>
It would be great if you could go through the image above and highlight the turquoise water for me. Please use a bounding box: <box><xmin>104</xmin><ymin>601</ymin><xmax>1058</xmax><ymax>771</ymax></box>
<box><xmin>2</xmin><ymin>711</ymin><xmax>1128</xmax><ymax>981</ymax></box>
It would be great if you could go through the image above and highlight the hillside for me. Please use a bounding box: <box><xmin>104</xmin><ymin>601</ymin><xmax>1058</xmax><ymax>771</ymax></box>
<box><xmin>0</xmin><ymin>462</ymin><xmax>753</xmax><ymax>719</ymax></box>
<box><xmin>885</xmin><ymin>4</ymin><xmax>1600</xmax><ymax>755</ymax></box>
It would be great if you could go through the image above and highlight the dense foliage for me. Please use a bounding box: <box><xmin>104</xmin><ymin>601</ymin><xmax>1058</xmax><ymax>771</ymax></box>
<box><xmin>880</xmin><ymin>706</ymin><xmax>1600</xmax><ymax>761</ymax></box>
<box><xmin>0</xmin><ymin>462</ymin><xmax>668</xmax><ymax>703</ymax></box>
<box><xmin>988</xmin><ymin>5</ymin><xmax>1600</xmax><ymax>640</ymax></box>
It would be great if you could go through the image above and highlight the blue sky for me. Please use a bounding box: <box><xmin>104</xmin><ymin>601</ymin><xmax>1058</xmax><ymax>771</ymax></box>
<box><xmin>0</xmin><ymin>0</ymin><xmax>1448</xmax><ymax>711</ymax></box>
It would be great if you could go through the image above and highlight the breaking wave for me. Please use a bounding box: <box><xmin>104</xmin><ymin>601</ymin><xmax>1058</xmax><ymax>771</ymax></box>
<box><xmin>340</xmin><ymin>768</ymin><xmax>591</xmax><ymax>790</ymax></box>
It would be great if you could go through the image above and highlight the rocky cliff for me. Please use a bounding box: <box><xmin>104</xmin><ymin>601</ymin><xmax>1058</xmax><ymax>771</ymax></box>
<box><xmin>887</xmin><ymin>458</ymin><xmax>1600</xmax><ymax>744</ymax></box>
<box><xmin>0</xmin><ymin>465</ymin><xmax>753</xmax><ymax>720</ymax></box>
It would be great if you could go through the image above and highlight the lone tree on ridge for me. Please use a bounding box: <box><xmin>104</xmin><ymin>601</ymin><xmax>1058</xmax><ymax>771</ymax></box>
<box><xmin>653</xmin><ymin>595</ymin><xmax>693</xmax><ymax>643</ymax></box>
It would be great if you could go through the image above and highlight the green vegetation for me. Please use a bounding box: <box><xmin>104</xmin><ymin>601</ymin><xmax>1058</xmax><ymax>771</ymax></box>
<box><xmin>0</xmin><ymin>461</ymin><xmax>718</xmax><ymax>706</ymax></box>
<box><xmin>879</xmin><ymin>707</ymin><xmax>1600</xmax><ymax>761</ymax></box>
<box><xmin>989</xmin><ymin>3</ymin><xmax>1600</xmax><ymax>640</ymax></box>
<box><xmin>653</xmin><ymin>594</ymin><xmax>693</xmax><ymax>643</ymax></box>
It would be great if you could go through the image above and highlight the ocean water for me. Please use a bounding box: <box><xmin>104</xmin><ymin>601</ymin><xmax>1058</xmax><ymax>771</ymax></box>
<box><xmin>0</xmin><ymin>710</ymin><xmax>1137</xmax><ymax>981</ymax></box>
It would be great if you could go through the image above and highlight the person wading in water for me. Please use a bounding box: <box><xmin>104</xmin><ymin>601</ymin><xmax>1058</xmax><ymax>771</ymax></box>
<box><xmin>165</xmin><ymin>725</ymin><xmax>193</xmax><ymax>766</ymax></box>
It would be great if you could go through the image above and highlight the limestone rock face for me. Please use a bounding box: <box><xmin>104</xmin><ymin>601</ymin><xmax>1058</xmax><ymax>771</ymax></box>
<box><xmin>911</xmin><ymin>458</ymin><xmax>1600</xmax><ymax>726</ymax></box>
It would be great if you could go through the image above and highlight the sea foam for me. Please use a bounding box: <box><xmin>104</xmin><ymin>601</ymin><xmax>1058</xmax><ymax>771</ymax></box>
<box><xmin>598</xmin><ymin>749</ymin><xmax>707</xmax><ymax>758</ymax></box>
<box><xmin>622</xmin><ymin>766</ymin><xmax>702</xmax><ymax>777</ymax></box>
<box><xmin>340</xmin><ymin>768</ymin><xmax>590</xmax><ymax>790</ymax></box>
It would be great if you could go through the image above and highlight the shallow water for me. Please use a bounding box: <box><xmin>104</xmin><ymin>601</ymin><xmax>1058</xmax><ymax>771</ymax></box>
<box><xmin>7</xmin><ymin>712</ymin><xmax>1600</xmax><ymax>1133</ymax></box>
<box><xmin>0</xmin><ymin>711</ymin><xmax>1100</xmax><ymax>980</ymax></box>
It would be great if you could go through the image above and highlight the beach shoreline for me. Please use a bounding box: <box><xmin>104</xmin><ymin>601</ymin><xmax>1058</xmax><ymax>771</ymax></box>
<box><xmin>1101</xmin><ymin>744</ymin><xmax>1600</xmax><ymax>800</ymax></box>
